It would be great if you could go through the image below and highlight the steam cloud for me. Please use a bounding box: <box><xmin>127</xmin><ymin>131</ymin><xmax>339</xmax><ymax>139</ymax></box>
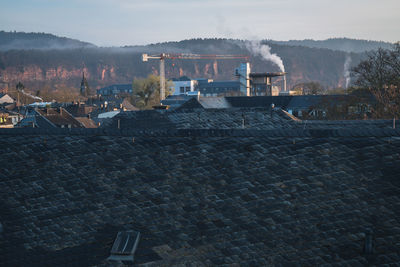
<box><xmin>20</xmin><ymin>89</ymin><xmax>43</xmax><ymax>101</ymax></box>
<box><xmin>245</xmin><ymin>40</ymin><xmax>285</xmax><ymax>72</ymax></box>
<box><xmin>343</xmin><ymin>54</ymin><xmax>352</xmax><ymax>88</ymax></box>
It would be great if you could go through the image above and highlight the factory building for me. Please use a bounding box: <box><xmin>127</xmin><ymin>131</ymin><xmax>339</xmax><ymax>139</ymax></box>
<box><xmin>171</xmin><ymin>77</ymin><xmax>197</xmax><ymax>95</ymax></box>
<box><xmin>235</xmin><ymin>63</ymin><xmax>251</xmax><ymax>96</ymax></box>
<box><xmin>196</xmin><ymin>79</ymin><xmax>240</xmax><ymax>97</ymax></box>
<box><xmin>170</xmin><ymin>78</ymin><xmax>241</xmax><ymax>97</ymax></box>
<box><xmin>249</xmin><ymin>72</ymin><xmax>286</xmax><ymax>96</ymax></box>
<box><xmin>169</xmin><ymin>64</ymin><xmax>288</xmax><ymax>97</ymax></box>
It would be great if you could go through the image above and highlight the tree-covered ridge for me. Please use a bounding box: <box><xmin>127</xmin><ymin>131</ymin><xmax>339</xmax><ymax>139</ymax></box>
<box><xmin>0</xmin><ymin>31</ymin><xmax>96</xmax><ymax>51</ymax></box>
<box><xmin>269</xmin><ymin>38</ymin><xmax>393</xmax><ymax>53</ymax></box>
<box><xmin>3</xmin><ymin>35</ymin><xmax>388</xmax><ymax>92</ymax></box>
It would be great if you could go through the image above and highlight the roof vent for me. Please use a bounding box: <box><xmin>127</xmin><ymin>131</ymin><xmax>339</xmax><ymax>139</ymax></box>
<box><xmin>107</xmin><ymin>231</ymin><xmax>140</xmax><ymax>262</ymax></box>
<box><xmin>0</xmin><ymin>222</ymin><xmax>3</xmax><ymax>234</ymax></box>
<box><xmin>363</xmin><ymin>229</ymin><xmax>373</xmax><ymax>254</ymax></box>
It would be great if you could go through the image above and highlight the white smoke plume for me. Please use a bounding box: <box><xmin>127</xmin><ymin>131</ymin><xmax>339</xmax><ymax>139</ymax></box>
<box><xmin>245</xmin><ymin>40</ymin><xmax>285</xmax><ymax>72</ymax></box>
<box><xmin>20</xmin><ymin>89</ymin><xmax>43</xmax><ymax>101</ymax></box>
<box><xmin>343</xmin><ymin>54</ymin><xmax>352</xmax><ymax>88</ymax></box>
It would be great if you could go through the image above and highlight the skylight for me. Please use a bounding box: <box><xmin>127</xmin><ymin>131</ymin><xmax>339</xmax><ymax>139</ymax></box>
<box><xmin>107</xmin><ymin>231</ymin><xmax>140</xmax><ymax>262</ymax></box>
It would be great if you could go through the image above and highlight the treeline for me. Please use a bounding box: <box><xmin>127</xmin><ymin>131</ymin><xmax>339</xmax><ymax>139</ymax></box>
<box><xmin>0</xmin><ymin>38</ymin><xmax>366</xmax><ymax>90</ymax></box>
<box><xmin>0</xmin><ymin>31</ymin><xmax>95</xmax><ymax>50</ymax></box>
<box><xmin>270</xmin><ymin>38</ymin><xmax>393</xmax><ymax>53</ymax></box>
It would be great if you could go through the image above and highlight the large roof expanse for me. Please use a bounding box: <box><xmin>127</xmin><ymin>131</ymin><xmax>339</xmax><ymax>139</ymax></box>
<box><xmin>0</xmin><ymin>127</ymin><xmax>400</xmax><ymax>266</ymax></box>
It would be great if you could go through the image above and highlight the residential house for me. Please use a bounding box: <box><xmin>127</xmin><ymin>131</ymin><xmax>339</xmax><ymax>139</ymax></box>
<box><xmin>0</xmin><ymin>93</ymin><xmax>14</xmax><ymax>105</ymax></box>
<box><xmin>17</xmin><ymin>107</ymin><xmax>85</xmax><ymax>128</ymax></box>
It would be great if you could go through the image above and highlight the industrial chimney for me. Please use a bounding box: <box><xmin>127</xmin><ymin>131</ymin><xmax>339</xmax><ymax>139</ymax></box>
<box><xmin>283</xmin><ymin>74</ymin><xmax>287</xmax><ymax>92</ymax></box>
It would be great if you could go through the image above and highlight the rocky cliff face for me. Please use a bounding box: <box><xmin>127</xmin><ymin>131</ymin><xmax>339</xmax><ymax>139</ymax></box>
<box><xmin>0</xmin><ymin>40</ymin><xmax>362</xmax><ymax>91</ymax></box>
<box><xmin>0</xmin><ymin>60</ymin><xmax>343</xmax><ymax>92</ymax></box>
<box><xmin>0</xmin><ymin>64</ymin><xmax>124</xmax><ymax>91</ymax></box>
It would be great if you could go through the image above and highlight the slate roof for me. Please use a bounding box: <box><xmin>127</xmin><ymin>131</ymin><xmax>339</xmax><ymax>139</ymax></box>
<box><xmin>75</xmin><ymin>117</ymin><xmax>98</xmax><ymax>128</ymax></box>
<box><xmin>65</xmin><ymin>104</ymin><xmax>98</xmax><ymax>117</ymax></box>
<box><xmin>224</xmin><ymin>95</ymin><xmax>376</xmax><ymax>111</ymax></box>
<box><xmin>36</xmin><ymin>108</ymin><xmax>84</xmax><ymax>128</ymax></box>
<box><xmin>104</xmin><ymin>108</ymin><xmax>395</xmax><ymax>132</ymax></box>
<box><xmin>104</xmin><ymin>109</ymin><xmax>295</xmax><ymax>130</ymax></box>
<box><xmin>225</xmin><ymin>96</ymin><xmax>293</xmax><ymax>109</ymax></box>
<box><xmin>0</xmin><ymin>128</ymin><xmax>400</xmax><ymax>266</ymax></box>
<box><xmin>105</xmin><ymin>110</ymin><xmax>176</xmax><ymax>130</ymax></box>
<box><xmin>160</xmin><ymin>95</ymin><xmax>196</xmax><ymax>109</ymax></box>
<box><xmin>17</xmin><ymin>109</ymin><xmax>56</xmax><ymax>129</ymax></box>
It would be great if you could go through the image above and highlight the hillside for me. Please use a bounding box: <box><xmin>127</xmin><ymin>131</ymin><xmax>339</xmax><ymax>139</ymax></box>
<box><xmin>269</xmin><ymin>38</ymin><xmax>394</xmax><ymax>53</ymax></box>
<box><xmin>0</xmin><ymin>33</ymin><xmax>368</xmax><ymax>92</ymax></box>
<box><xmin>0</xmin><ymin>31</ymin><xmax>96</xmax><ymax>51</ymax></box>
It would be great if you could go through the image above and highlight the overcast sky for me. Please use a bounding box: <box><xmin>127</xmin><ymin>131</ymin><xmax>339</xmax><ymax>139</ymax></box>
<box><xmin>1</xmin><ymin>0</ymin><xmax>399</xmax><ymax>46</ymax></box>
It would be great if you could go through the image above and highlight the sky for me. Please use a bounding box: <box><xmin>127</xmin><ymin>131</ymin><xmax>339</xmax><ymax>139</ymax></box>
<box><xmin>1</xmin><ymin>0</ymin><xmax>399</xmax><ymax>46</ymax></box>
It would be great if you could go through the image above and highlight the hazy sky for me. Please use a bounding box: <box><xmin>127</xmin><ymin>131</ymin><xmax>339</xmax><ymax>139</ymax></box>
<box><xmin>1</xmin><ymin>0</ymin><xmax>399</xmax><ymax>46</ymax></box>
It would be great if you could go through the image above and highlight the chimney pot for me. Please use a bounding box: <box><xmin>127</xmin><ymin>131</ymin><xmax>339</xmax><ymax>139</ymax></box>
<box><xmin>363</xmin><ymin>229</ymin><xmax>373</xmax><ymax>254</ymax></box>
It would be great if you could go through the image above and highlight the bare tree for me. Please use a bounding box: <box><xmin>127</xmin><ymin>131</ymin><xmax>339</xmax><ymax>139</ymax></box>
<box><xmin>352</xmin><ymin>43</ymin><xmax>400</xmax><ymax>127</ymax></box>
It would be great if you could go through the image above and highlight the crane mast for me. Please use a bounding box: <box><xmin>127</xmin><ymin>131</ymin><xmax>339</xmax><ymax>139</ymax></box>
<box><xmin>142</xmin><ymin>53</ymin><xmax>249</xmax><ymax>101</ymax></box>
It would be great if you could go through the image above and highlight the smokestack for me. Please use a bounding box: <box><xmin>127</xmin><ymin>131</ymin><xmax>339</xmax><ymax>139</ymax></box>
<box><xmin>282</xmin><ymin>75</ymin><xmax>287</xmax><ymax>92</ymax></box>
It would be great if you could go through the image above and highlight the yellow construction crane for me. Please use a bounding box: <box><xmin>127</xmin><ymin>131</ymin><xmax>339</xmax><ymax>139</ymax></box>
<box><xmin>142</xmin><ymin>53</ymin><xmax>249</xmax><ymax>100</ymax></box>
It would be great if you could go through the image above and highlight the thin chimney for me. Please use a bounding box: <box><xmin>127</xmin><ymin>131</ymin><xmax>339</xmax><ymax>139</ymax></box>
<box><xmin>283</xmin><ymin>74</ymin><xmax>287</xmax><ymax>92</ymax></box>
<box><xmin>363</xmin><ymin>229</ymin><xmax>373</xmax><ymax>254</ymax></box>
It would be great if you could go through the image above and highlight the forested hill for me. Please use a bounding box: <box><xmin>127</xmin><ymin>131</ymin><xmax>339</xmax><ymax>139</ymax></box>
<box><xmin>0</xmin><ymin>33</ymin><xmax>371</xmax><ymax>91</ymax></box>
<box><xmin>269</xmin><ymin>38</ymin><xmax>394</xmax><ymax>53</ymax></box>
<box><xmin>0</xmin><ymin>31</ymin><xmax>96</xmax><ymax>51</ymax></box>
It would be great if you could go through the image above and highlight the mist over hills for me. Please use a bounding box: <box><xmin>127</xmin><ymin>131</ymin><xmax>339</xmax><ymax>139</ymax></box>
<box><xmin>269</xmin><ymin>38</ymin><xmax>394</xmax><ymax>53</ymax></box>
<box><xmin>0</xmin><ymin>31</ymin><xmax>394</xmax><ymax>92</ymax></box>
<box><xmin>0</xmin><ymin>31</ymin><xmax>96</xmax><ymax>51</ymax></box>
<box><xmin>1</xmin><ymin>31</ymin><xmax>393</xmax><ymax>53</ymax></box>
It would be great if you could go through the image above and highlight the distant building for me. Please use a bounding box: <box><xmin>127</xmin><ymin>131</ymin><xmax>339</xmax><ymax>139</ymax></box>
<box><xmin>235</xmin><ymin>63</ymin><xmax>251</xmax><ymax>96</ymax></box>
<box><xmin>65</xmin><ymin>103</ymin><xmax>98</xmax><ymax>117</ymax></box>
<box><xmin>0</xmin><ymin>93</ymin><xmax>14</xmax><ymax>104</ymax></box>
<box><xmin>196</xmin><ymin>79</ymin><xmax>240</xmax><ymax>97</ymax></box>
<box><xmin>249</xmin><ymin>72</ymin><xmax>286</xmax><ymax>96</ymax></box>
<box><xmin>97</xmin><ymin>84</ymin><xmax>132</xmax><ymax>96</ymax></box>
<box><xmin>0</xmin><ymin>110</ymin><xmax>22</xmax><ymax>128</ymax></box>
<box><xmin>17</xmin><ymin>107</ymin><xmax>84</xmax><ymax>128</ymax></box>
<box><xmin>171</xmin><ymin>76</ymin><xmax>197</xmax><ymax>95</ymax></box>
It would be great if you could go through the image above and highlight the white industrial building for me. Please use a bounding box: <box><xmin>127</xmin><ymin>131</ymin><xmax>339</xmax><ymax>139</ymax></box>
<box><xmin>171</xmin><ymin>78</ymin><xmax>197</xmax><ymax>95</ymax></box>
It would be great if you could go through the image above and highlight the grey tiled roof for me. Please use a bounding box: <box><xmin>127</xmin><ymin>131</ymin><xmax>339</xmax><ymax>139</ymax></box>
<box><xmin>168</xmin><ymin>109</ymin><xmax>293</xmax><ymax>129</ymax></box>
<box><xmin>104</xmin><ymin>109</ymin><xmax>295</xmax><ymax>130</ymax></box>
<box><xmin>0</xmin><ymin>129</ymin><xmax>400</xmax><ymax>266</ymax></box>
<box><xmin>104</xmin><ymin>108</ymin><xmax>395</xmax><ymax>133</ymax></box>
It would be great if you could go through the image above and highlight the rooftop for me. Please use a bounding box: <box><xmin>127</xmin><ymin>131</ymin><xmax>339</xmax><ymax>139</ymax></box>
<box><xmin>1</xmin><ymin>104</ymin><xmax>399</xmax><ymax>266</ymax></box>
<box><xmin>250</xmin><ymin>72</ymin><xmax>287</xmax><ymax>78</ymax></box>
<box><xmin>0</xmin><ymin>127</ymin><xmax>399</xmax><ymax>266</ymax></box>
